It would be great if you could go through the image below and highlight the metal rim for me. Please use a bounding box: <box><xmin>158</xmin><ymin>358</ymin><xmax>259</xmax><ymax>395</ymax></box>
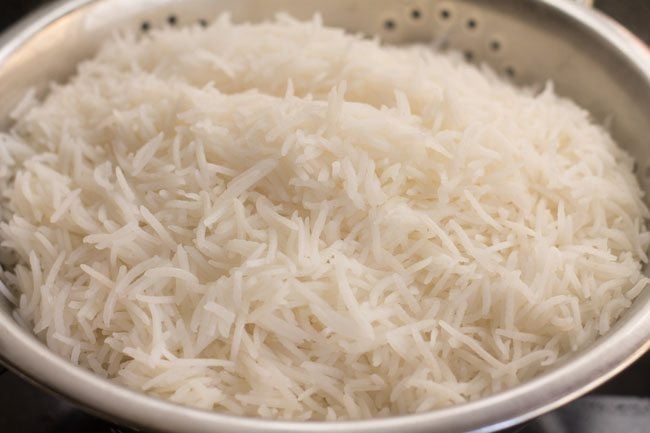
<box><xmin>0</xmin><ymin>1</ymin><xmax>649</xmax><ymax>432</ymax></box>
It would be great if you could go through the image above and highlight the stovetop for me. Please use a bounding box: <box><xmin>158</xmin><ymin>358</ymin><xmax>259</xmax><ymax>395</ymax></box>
<box><xmin>0</xmin><ymin>1</ymin><xmax>649</xmax><ymax>432</ymax></box>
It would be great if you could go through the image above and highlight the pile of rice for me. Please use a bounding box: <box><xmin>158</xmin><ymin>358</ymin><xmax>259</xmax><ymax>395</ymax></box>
<box><xmin>0</xmin><ymin>15</ymin><xmax>648</xmax><ymax>421</ymax></box>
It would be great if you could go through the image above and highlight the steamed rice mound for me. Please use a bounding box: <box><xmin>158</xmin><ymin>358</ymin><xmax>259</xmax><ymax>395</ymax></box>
<box><xmin>0</xmin><ymin>15</ymin><xmax>648</xmax><ymax>420</ymax></box>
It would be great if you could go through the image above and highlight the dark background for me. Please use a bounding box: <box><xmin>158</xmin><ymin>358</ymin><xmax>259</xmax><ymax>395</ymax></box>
<box><xmin>0</xmin><ymin>1</ymin><xmax>648</xmax><ymax>433</ymax></box>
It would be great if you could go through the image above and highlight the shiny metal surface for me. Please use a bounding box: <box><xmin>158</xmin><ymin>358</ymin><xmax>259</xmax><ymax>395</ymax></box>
<box><xmin>0</xmin><ymin>1</ymin><xmax>649</xmax><ymax>432</ymax></box>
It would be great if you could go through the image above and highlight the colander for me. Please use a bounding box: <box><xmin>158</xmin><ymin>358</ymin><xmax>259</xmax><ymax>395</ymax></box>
<box><xmin>0</xmin><ymin>1</ymin><xmax>649</xmax><ymax>432</ymax></box>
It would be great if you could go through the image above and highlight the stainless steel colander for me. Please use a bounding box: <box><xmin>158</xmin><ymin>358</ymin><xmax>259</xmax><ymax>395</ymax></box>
<box><xmin>0</xmin><ymin>1</ymin><xmax>649</xmax><ymax>432</ymax></box>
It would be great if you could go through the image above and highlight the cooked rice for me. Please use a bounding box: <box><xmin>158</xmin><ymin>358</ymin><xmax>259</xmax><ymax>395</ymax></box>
<box><xmin>0</xmin><ymin>14</ymin><xmax>648</xmax><ymax>420</ymax></box>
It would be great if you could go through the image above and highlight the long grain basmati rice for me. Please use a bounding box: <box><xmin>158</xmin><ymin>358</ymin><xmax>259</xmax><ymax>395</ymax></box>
<box><xmin>0</xmin><ymin>14</ymin><xmax>649</xmax><ymax>420</ymax></box>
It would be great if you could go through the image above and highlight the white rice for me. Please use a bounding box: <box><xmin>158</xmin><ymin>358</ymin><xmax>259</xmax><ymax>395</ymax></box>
<box><xmin>0</xmin><ymin>14</ymin><xmax>648</xmax><ymax>421</ymax></box>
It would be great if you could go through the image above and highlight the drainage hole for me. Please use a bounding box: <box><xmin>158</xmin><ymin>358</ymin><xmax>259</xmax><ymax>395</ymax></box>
<box><xmin>384</xmin><ymin>19</ymin><xmax>397</xmax><ymax>31</ymax></box>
